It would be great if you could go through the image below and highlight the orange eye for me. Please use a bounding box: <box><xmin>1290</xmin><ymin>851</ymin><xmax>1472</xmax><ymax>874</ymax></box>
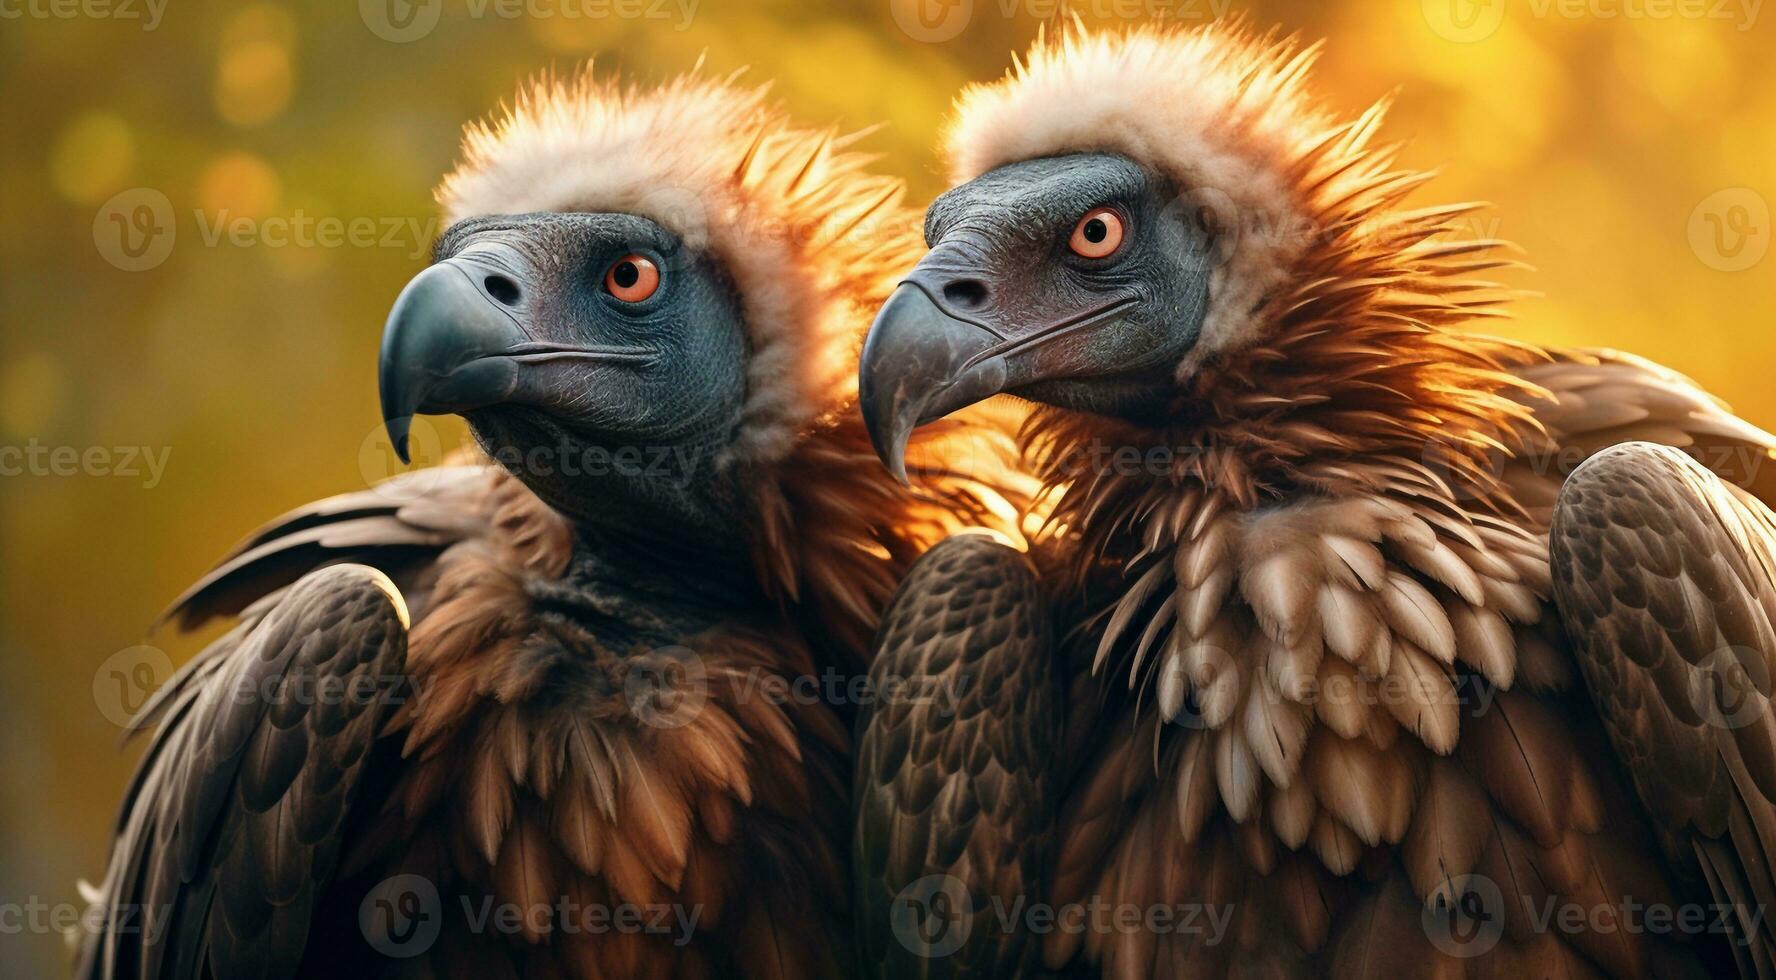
<box><xmin>604</xmin><ymin>255</ymin><xmax>660</xmax><ymax>302</ymax></box>
<box><xmin>1069</xmin><ymin>208</ymin><xmax>1125</xmax><ymax>259</ymax></box>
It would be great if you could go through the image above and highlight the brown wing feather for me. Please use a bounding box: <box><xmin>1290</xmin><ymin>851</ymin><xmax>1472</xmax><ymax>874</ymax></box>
<box><xmin>76</xmin><ymin>565</ymin><xmax>409</xmax><ymax>980</ymax></box>
<box><xmin>853</xmin><ymin>533</ymin><xmax>1059</xmax><ymax>979</ymax></box>
<box><xmin>1552</xmin><ymin>441</ymin><xmax>1776</xmax><ymax>977</ymax></box>
<box><xmin>1511</xmin><ymin>349</ymin><xmax>1776</xmax><ymax>524</ymax></box>
<box><xmin>165</xmin><ymin>465</ymin><xmax>493</xmax><ymax>629</ymax></box>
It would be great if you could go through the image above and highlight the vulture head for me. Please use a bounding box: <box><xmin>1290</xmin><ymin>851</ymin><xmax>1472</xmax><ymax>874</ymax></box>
<box><xmin>863</xmin><ymin>23</ymin><xmax>1529</xmax><ymax>506</ymax></box>
<box><xmin>380</xmin><ymin>71</ymin><xmax>1022</xmax><ymax>650</ymax></box>
<box><xmin>863</xmin><ymin>151</ymin><xmax>1214</xmax><ymax>454</ymax></box>
<box><xmin>381</xmin><ymin>205</ymin><xmax>754</xmax><ymax>536</ymax></box>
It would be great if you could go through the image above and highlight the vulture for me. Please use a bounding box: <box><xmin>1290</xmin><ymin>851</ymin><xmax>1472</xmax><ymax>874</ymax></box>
<box><xmin>76</xmin><ymin>71</ymin><xmax>1021</xmax><ymax>979</ymax></box>
<box><xmin>854</xmin><ymin>22</ymin><xmax>1776</xmax><ymax>979</ymax></box>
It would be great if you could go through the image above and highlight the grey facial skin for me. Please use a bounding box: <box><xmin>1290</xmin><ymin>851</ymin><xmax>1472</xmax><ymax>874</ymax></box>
<box><xmin>379</xmin><ymin>211</ymin><xmax>750</xmax><ymax>549</ymax></box>
<box><xmin>859</xmin><ymin>153</ymin><xmax>1216</xmax><ymax>480</ymax></box>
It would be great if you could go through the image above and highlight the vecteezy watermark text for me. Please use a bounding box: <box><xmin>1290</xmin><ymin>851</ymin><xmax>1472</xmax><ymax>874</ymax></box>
<box><xmin>357</xmin><ymin>0</ymin><xmax>698</xmax><ymax>43</ymax></box>
<box><xmin>1424</xmin><ymin>0</ymin><xmax>1761</xmax><ymax>43</ymax></box>
<box><xmin>889</xmin><ymin>0</ymin><xmax>1233</xmax><ymax>43</ymax></box>
<box><xmin>193</xmin><ymin>209</ymin><xmax>440</xmax><ymax>261</ymax></box>
<box><xmin>889</xmin><ymin>875</ymin><xmax>1234</xmax><ymax>959</ymax></box>
<box><xmin>4</xmin><ymin>896</ymin><xmax>173</xmax><ymax>944</ymax></box>
<box><xmin>0</xmin><ymin>440</ymin><xmax>171</xmax><ymax>488</ymax></box>
<box><xmin>359</xmin><ymin>874</ymin><xmax>702</xmax><ymax>958</ymax></box>
<box><xmin>462</xmin><ymin>896</ymin><xmax>700</xmax><ymax>945</ymax></box>
<box><xmin>626</xmin><ymin>653</ymin><xmax>975</xmax><ymax>730</ymax></box>
<box><xmin>0</xmin><ymin>0</ymin><xmax>166</xmax><ymax>30</ymax></box>
<box><xmin>1527</xmin><ymin>0</ymin><xmax>1762</xmax><ymax>29</ymax></box>
<box><xmin>94</xmin><ymin>188</ymin><xmax>443</xmax><ymax>272</ymax></box>
<box><xmin>1424</xmin><ymin>873</ymin><xmax>1766</xmax><ymax>958</ymax></box>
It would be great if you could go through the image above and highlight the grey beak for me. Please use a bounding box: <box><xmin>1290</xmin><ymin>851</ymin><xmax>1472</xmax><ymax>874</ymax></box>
<box><xmin>858</xmin><ymin>284</ymin><xmax>1009</xmax><ymax>483</ymax></box>
<box><xmin>378</xmin><ymin>259</ymin><xmax>529</xmax><ymax>462</ymax></box>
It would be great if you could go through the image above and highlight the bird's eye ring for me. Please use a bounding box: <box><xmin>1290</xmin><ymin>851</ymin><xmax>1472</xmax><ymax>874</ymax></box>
<box><xmin>604</xmin><ymin>254</ymin><xmax>661</xmax><ymax>303</ymax></box>
<box><xmin>1069</xmin><ymin>208</ymin><xmax>1126</xmax><ymax>259</ymax></box>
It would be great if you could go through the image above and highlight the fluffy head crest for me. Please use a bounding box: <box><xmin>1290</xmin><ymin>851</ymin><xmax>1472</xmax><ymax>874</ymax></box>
<box><xmin>440</xmin><ymin>69</ymin><xmax>919</xmax><ymax>465</ymax></box>
<box><xmin>438</xmin><ymin>68</ymin><xmax>1031</xmax><ymax>659</ymax></box>
<box><xmin>949</xmin><ymin>23</ymin><xmax>1545</xmax><ymax>509</ymax></box>
<box><xmin>944</xmin><ymin>21</ymin><xmax>1472</xmax><ymax>364</ymax></box>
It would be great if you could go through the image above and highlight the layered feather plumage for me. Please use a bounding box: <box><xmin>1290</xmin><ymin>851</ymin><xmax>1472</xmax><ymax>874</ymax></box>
<box><xmin>922</xmin><ymin>22</ymin><xmax>1776</xmax><ymax>976</ymax></box>
<box><xmin>79</xmin><ymin>71</ymin><xmax>1029</xmax><ymax>980</ymax></box>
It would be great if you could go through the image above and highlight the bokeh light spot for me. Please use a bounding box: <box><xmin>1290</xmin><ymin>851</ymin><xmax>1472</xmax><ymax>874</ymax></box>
<box><xmin>216</xmin><ymin>41</ymin><xmax>294</xmax><ymax>126</ymax></box>
<box><xmin>221</xmin><ymin>3</ymin><xmax>297</xmax><ymax>48</ymax></box>
<box><xmin>215</xmin><ymin>8</ymin><xmax>297</xmax><ymax>128</ymax></box>
<box><xmin>50</xmin><ymin>112</ymin><xmax>135</xmax><ymax>205</ymax></box>
<box><xmin>197</xmin><ymin>152</ymin><xmax>283</xmax><ymax>220</ymax></box>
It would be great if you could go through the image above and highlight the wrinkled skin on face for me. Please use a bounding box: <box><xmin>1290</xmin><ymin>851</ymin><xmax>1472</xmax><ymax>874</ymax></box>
<box><xmin>382</xmin><ymin>211</ymin><xmax>750</xmax><ymax>544</ymax></box>
<box><xmin>861</xmin><ymin>153</ymin><xmax>1216</xmax><ymax>475</ymax></box>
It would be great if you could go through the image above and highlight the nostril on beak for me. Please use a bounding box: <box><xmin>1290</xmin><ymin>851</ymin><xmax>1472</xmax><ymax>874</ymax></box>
<box><xmin>942</xmin><ymin>279</ymin><xmax>989</xmax><ymax>309</ymax></box>
<box><xmin>483</xmin><ymin>274</ymin><xmax>522</xmax><ymax>307</ymax></box>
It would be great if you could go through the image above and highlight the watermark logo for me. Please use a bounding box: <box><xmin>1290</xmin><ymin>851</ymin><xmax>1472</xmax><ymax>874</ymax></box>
<box><xmin>359</xmin><ymin>0</ymin><xmax>442</xmax><ymax>42</ymax></box>
<box><xmin>192</xmin><ymin>209</ymin><xmax>439</xmax><ymax>260</ymax></box>
<box><xmin>880</xmin><ymin>882</ymin><xmax>1237</xmax><ymax>959</ymax></box>
<box><xmin>357</xmin><ymin>876</ymin><xmax>702</xmax><ymax>953</ymax></box>
<box><xmin>1426</xmin><ymin>0</ymin><xmax>1763</xmax><ymax>40</ymax></box>
<box><xmin>6</xmin><ymin>896</ymin><xmax>172</xmax><ymax>943</ymax></box>
<box><xmin>1689</xmin><ymin>187</ymin><xmax>1769</xmax><ymax>272</ymax></box>
<box><xmin>0</xmin><ymin>0</ymin><xmax>167</xmax><ymax>30</ymax></box>
<box><xmin>891</xmin><ymin>0</ymin><xmax>1233</xmax><ymax>41</ymax></box>
<box><xmin>891</xmin><ymin>874</ymin><xmax>974</xmax><ymax>959</ymax></box>
<box><xmin>1421</xmin><ymin>425</ymin><xmax>1513</xmax><ymax>504</ymax></box>
<box><xmin>1423</xmin><ymin>874</ymin><xmax>1506</xmax><ymax>958</ymax></box>
<box><xmin>623</xmin><ymin>645</ymin><xmax>709</xmax><ymax>729</ymax></box>
<box><xmin>1423</xmin><ymin>0</ymin><xmax>1508</xmax><ymax>42</ymax></box>
<box><xmin>92</xmin><ymin>645</ymin><xmax>174</xmax><ymax>727</ymax></box>
<box><xmin>1164</xmin><ymin>645</ymin><xmax>1499</xmax><ymax>731</ymax></box>
<box><xmin>889</xmin><ymin>0</ymin><xmax>971</xmax><ymax>41</ymax></box>
<box><xmin>1162</xmin><ymin>184</ymin><xmax>1244</xmax><ymax>275</ymax></box>
<box><xmin>95</xmin><ymin>190</ymin><xmax>442</xmax><ymax>271</ymax></box>
<box><xmin>1162</xmin><ymin>642</ymin><xmax>1235</xmax><ymax>730</ymax></box>
<box><xmin>634</xmin><ymin>185</ymin><xmax>711</xmax><ymax>276</ymax></box>
<box><xmin>93</xmin><ymin>187</ymin><xmax>175</xmax><ymax>272</ymax></box>
<box><xmin>1538</xmin><ymin>0</ymin><xmax>1763</xmax><ymax>29</ymax></box>
<box><xmin>1690</xmin><ymin>645</ymin><xmax>1770</xmax><ymax>731</ymax></box>
<box><xmin>1423</xmin><ymin>428</ymin><xmax>1769</xmax><ymax>503</ymax></box>
<box><xmin>361</xmin><ymin>0</ymin><xmax>700</xmax><ymax>41</ymax></box>
<box><xmin>0</xmin><ymin>440</ymin><xmax>172</xmax><ymax>488</ymax></box>
<box><xmin>360</xmin><ymin>874</ymin><xmax>443</xmax><ymax>958</ymax></box>
<box><xmin>359</xmin><ymin>416</ymin><xmax>454</xmax><ymax>502</ymax></box>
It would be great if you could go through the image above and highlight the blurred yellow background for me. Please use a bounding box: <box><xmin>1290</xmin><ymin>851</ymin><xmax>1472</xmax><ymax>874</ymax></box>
<box><xmin>0</xmin><ymin>0</ymin><xmax>1770</xmax><ymax>972</ymax></box>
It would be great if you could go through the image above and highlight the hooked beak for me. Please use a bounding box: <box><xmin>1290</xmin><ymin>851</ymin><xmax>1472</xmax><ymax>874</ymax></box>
<box><xmin>858</xmin><ymin>284</ymin><xmax>1008</xmax><ymax>483</ymax></box>
<box><xmin>379</xmin><ymin>258</ymin><xmax>527</xmax><ymax>462</ymax></box>
<box><xmin>378</xmin><ymin>248</ymin><xmax>650</xmax><ymax>462</ymax></box>
<box><xmin>859</xmin><ymin>255</ymin><xmax>1141</xmax><ymax>482</ymax></box>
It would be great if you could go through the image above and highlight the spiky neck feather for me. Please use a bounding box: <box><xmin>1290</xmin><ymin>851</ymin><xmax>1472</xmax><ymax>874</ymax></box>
<box><xmin>1025</xmin><ymin>255</ymin><xmax>1549</xmax><ymax>516</ymax></box>
<box><xmin>969</xmin><ymin>23</ymin><xmax>1557</xmax><ymax>544</ymax></box>
<box><xmin>1022</xmin><ymin>180</ymin><xmax>1556</xmax><ymax>576</ymax></box>
<box><xmin>954</xmin><ymin>25</ymin><xmax>1570</xmax><ymax>866</ymax></box>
